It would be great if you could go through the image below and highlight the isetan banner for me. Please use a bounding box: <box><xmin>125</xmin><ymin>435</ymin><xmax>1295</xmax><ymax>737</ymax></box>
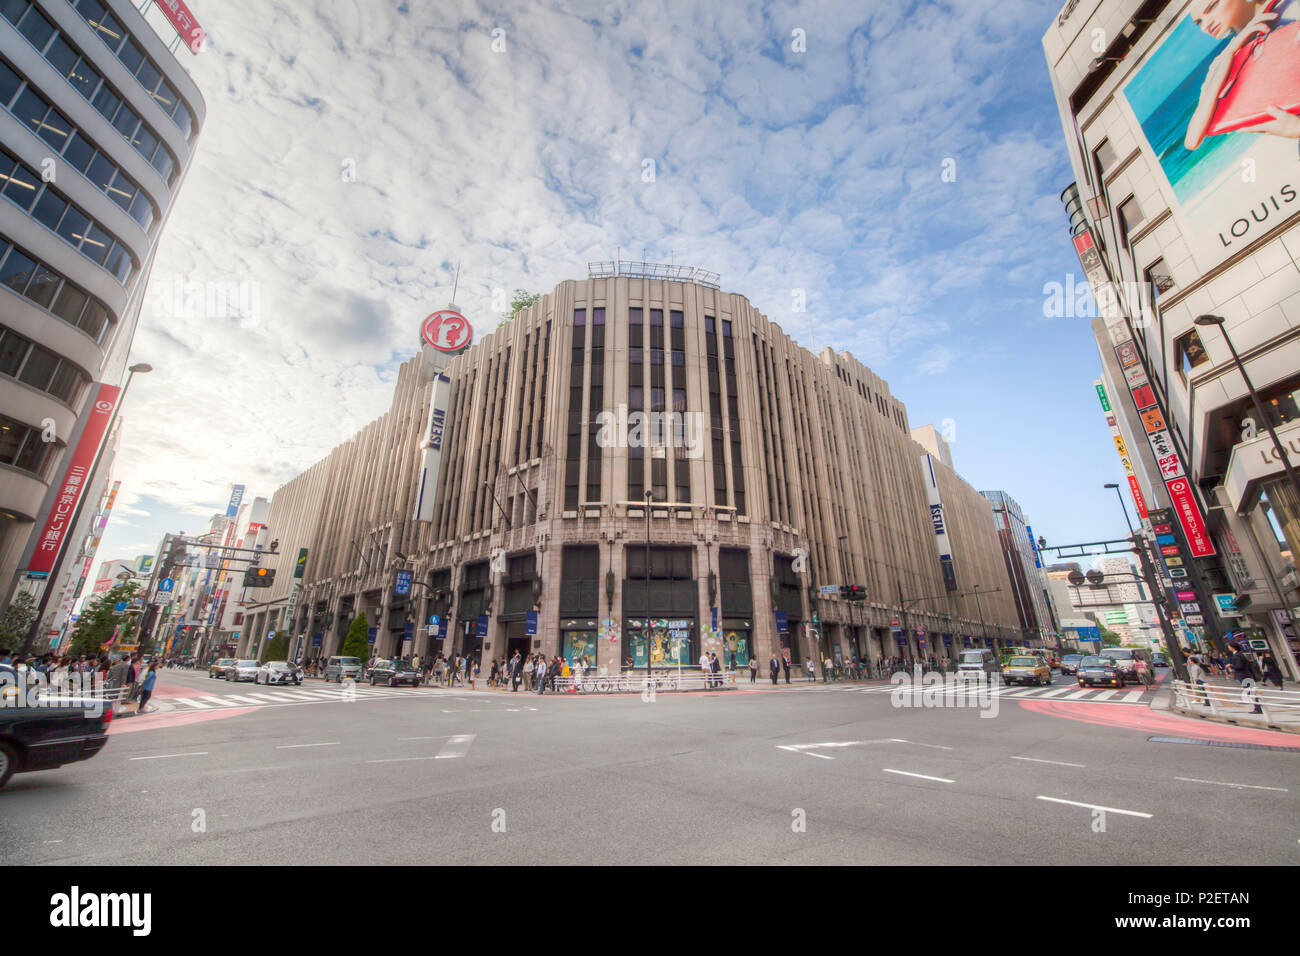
<box><xmin>1118</xmin><ymin>1</ymin><xmax>1300</xmax><ymax>272</ymax></box>
<box><xmin>27</xmin><ymin>384</ymin><xmax>120</xmax><ymax>577</ymax></box>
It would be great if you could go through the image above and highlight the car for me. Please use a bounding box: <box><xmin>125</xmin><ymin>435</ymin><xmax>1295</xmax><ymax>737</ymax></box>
<box><xmin>227</xmin><ymin>660</ymin><xmax>260</xmax><ymax>682</ymax></box>
<box><xmin>324</xmin><ymin>656</ymin><xmax>363</xmax><ymax>682</ymax></box>
<box><xmin>1151</xmin><ymin>653</ymin><xmax>1169</xmax><ymax>668</ymax></box>
<box><xmin>256</xmin><ymin>661</ymin><xmax>303</xmax><ymax>685</ymax></box>
<box><xmin>1077</xmin><ymin>655</ymin><xmax>1126</xmax><ymax>688</ymax></box>
<box><xmin>957</xmin><ymin>649</ymin><xmax>999</xmax><ymax>680</ymax></box>
<box><xmin>1100</xmin><ymin>647</ymin><xmax>1155</xmax><ymax>687</ymax></box>
<box><xmin>0</xmin><ymin>665</ymin><xmax>114</xmax><ymax>789</ymax></box>
<box><xmin>209</xmin><ymin>658</ymin><xmax>236</xmax><ymax>679</ymax></box>
<box><xmin>369</xmin><ymin>659</ymin><xmax>420</xmax><ymax>687</ymax></box>
<box><xmin>1002</xmin><ymin>655</ymin><xmax>1052</xmax><ymax>686</ymax></box>
<box><xmin>1059</xmin><ymin>653</ymin><xmax>1085</xmax><ymax>676</ymax></box>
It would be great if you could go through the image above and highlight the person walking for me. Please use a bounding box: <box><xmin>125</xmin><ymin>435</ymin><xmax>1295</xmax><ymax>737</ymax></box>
<box><xmin>1261</xmin><ymin>652</ymin><xmax>1284</xmax><ymax>691</ymax></box>
<box><xmin>510</xmin><ymin>651</ymin><xmax>522</xmax><ymax>692</ymax></box>
<box><xmin>699</xmin><ymin>651</ymin><xmax>711</xmax><ymax>687</ymax></box>
<box><xmin>137</xmin><ymin>661</ymin><xmax>158</xmax><ymax>713</ymax></box>
<box><xmin>1187</xmin><ymin>654</ymin><xmax>1210</xmax><ymax>707</ymax></box>
<box><xmin>748</xmin><ymin>656</ymin><xmax>758</xmax><ymax>684</ymax></box>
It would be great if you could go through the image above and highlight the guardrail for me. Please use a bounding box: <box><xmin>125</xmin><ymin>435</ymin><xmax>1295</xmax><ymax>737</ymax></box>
<box><xmin>1171</xmin><ymin>679</ymin><xmax>1300</xmax><ymax>723</ymax></box>
<box><xmin>550</xmin><ymin>671</ymin><xmax>739</xmax><ymax>694</ymax></box>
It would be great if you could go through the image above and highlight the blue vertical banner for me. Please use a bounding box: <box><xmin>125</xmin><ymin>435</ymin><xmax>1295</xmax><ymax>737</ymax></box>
<box><xmin>525</xmin><ymin>611</ymin><xmax>538</xmax><ymax>635</ymax></box>
<box><xmin>774</xmin><ymin>610</ymin><xmax>789</xmax><ymax>635</ymax></box>
<box><xmin>367</xmin><ymin>627</ymin><xmax>377</xmax><ymax>645</ymax></box>
<box><xmin>226</xmin><ymin>484</ymin><xmax>246</xmax><ymax>517</ymax></box>
<box><xmin>476</xmin><ymin>614</ymin><xmax>489</xmax><ymax>638</ymax></box>
<box><xmin>394</xmin><ymin>570</ymin><xmax>412</xmax><ymax>597</ymax></box>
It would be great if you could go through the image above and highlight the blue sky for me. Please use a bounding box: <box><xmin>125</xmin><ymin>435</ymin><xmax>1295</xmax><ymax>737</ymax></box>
<box><xmin>91</xmin><ymin>0</ymin><xmax>1135</xmax><ymax>589</ymax></box>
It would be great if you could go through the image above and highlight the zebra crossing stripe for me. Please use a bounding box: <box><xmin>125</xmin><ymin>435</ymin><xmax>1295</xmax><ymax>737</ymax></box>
<box><xmin>195</xmin><ymin>696</ymin><xmax>245</xmax><ymax>707</ymax></box>
<box><xmin>1064</xmin><ymin>689</ymin><xmax>1093</xmax><ymax>700</ymax></box>
<box><xmin>1122</xmin><ymin>689</ymin><xmax>1145</xmax><ymax>703</ymax></box>
<box><xmin>1038</xmin><ymin>687</ymin><xmax>1073</xmax><ymax>698</ymax></box>
<box><xmin>223</xmin><ymin>695</ymin><xmax>269</xmax><ymax>705</ymax></box>
<box><xmin>167</xmin><ymin>697</ymin><xmax>213</xmax><ymax>709</ymax></box>
<box><xmin>1091</xmin><ymin>689</ymin><xmax>1119</xmax><ymax>701</ymax></box>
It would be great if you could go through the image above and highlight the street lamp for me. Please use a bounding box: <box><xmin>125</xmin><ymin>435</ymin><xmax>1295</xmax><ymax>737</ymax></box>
<box><xmin>1103</xmin><ymin>482</ymin><xmax>1135</xmax><ymax>537</ymax></box>
<box><xmin>644</xmin><ymin>489</ymin><xmax>653</xmax><ymax>675</ymax></box>
<box><xmin>1194</xmin><ymin>314</ymin><xmax>1300</xmax><ymax>503</ymax></box>
<box><xmin>19</xmin><ymin>362</ymin><xmax>152</xmax><ymax>656</ymax></box>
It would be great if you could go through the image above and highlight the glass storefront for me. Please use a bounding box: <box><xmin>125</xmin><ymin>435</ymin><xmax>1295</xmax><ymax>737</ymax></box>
<box><xmin>720</xmin><ymin>625</ymin><xmax>751</xmax><ymax>667</ymax></box>
<box><xmin>562</xmin><ymin>629</ymin><xmax>598</xmax><ymax>668</ymax></box>
<box><xmin>627</xmin><ymin>618</ymin><xmax>694</xmax><ymax>667</ymax></box>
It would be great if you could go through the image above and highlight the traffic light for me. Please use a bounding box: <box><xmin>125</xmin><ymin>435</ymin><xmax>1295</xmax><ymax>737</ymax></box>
<box><xmin>243</xmin><ymin>566</ymin><xmax>275</xmax><ymax>588</ymax></box>
<box><xmin>163</xmin><ymin>537</ymin><xmax>188</xmax><ymax>573</ymax></box>
<box><xmin>840</xmin><ymin>584</ymin><xmax>867</xmax><ymax>601</ymax></box>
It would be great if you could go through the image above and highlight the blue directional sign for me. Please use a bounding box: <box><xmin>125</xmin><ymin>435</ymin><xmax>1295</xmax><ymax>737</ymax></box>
<box><xmin>113</xmin><ymin>601</ymin><xmax>127</xmax><ymax>613</ymax></box>
<box><xmin>774</xmin><ymin>610</ymin><xmax>789</xmax><ymax>635</ymax></box>
<box><xmin>525</xmin><ymin>611</ymin><xmax>538</xmax><ymax>636</ymax></box>
<box><xmin>394</xmin><ymin>570</ymin><xmax>412</xmax><ymax>597</ymax></box>
<box><xmin>429</xmin><ymin>614</ymin><xmax>440</xmax><ymax>627</ymax></box>
<box><xmin>158</xmin><ymin>578</ymin><xmax>175</xmax><ymax>593</ymax></box>
<box><xmin>367</xmin><ymin>626</ymin><xmax>377</xmax><ymax>645</ymax></box>
<box><xmin>476</xmin><ymin>614</ymin><xmax>489</xmax><ymax>638</ymax></box>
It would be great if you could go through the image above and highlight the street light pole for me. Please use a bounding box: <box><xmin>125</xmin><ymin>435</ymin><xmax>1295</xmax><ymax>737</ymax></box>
<box><xmin>19</xmin><ymin>363</ymin><xmax>153</xmax><ymax>657</ymax></box>
<box><xmin>1195</xmin><ymin>315</ymin><xmax>1300</xmax><ymax>503</ymax></box>
<box><xmin>644</xmin><ymin>489</ymin><xmax>653</xmax><ymax>676</ymax></box>
<box><xmin>1103</xmin><ymin>482</ymin><xmax>1136</xmax><ymax>537</ymax></box>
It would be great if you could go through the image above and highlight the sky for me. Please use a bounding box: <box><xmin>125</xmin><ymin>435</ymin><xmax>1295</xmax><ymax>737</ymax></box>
<box><xmin>90</xmin><ymin>0</ymin><xmax>1135</xmax><ymax>588</ymax></box>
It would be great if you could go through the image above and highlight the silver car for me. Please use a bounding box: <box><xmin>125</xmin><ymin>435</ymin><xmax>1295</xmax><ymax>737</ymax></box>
<box><xmin>256</xmin><ymin>661</ymin><xmax>302</xmax><ymax>685</ymax></box>
<box><xmin>324</xmin><ymin>656</ymin><xmax>362</xmax><ymax>682</ymax></box>
<box><xmin>227</xmin><ymin>659</ymin><xmax>260</xmax><ymax>682</ymax></box>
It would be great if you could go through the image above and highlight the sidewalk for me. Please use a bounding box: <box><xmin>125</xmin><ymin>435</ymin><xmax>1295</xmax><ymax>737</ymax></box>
<box><xmin>1162</xmin><ymin>677</ymin><xmax>1300</xmax><ymax>735</ymax></box>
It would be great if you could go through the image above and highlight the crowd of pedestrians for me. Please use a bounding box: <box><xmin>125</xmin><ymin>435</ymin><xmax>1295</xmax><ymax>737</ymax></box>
<box><xmin>0</xmin><ymin>648</ymin><xmax>158</xmax><ymax>711</ymax></box>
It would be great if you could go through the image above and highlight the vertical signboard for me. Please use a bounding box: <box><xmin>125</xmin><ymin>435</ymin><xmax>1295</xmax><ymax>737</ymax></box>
<box><xmin>226</xmin><ymin>484</ymin><xmax>246</xmax><ymax>517</ymax></box>
<box><xmin>413</xmin><ymin>373</ymin><xmax>452</xmax><ymax>522</ymax></box>
<box><xmin>26</xmin><ymin>384</ymin><xmax>120</xmax><ymax>578</ymax></box>
<box><xmin>1094</xmin><ymin>379</ymin><xmax>1150</xmax><ymax>521</ymax></box>
<box><xmin>920</xmin><ymin>454</ymin><xmax>958</xmax><ymax>591</ymax></box>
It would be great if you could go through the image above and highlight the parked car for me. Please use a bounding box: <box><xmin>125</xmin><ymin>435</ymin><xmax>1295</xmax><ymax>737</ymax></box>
<box><xmin>1100</xmin><ymin>647</ymin><xmax>1155</xmax><ymax>686</ymax></box>
<box><xmin>256</xmin><ymin>661</ymin><xmax>303</xmax><ymax>685</ymax></box>
<box><xmin>369</xmin><ymin>659</ymin><xmax>420</xmax><ymax>687</ymax></box>
<box><xmin>226</xmin><ymin>660</ymin><xmax>260</xmax><ymax>682</ymax></box>
<box><xmin>957</xmin><ymin>649</ymin><xmax>1000</xmax><ymax>681</ymax></box>
<box><xmin>1060</xmin><ymin>653</ymin><xmax>1085</xmax><ymax>676</ymax></box>
<box><xmin>1151</xmin><ymin>652</ymin><xmax>1169</xmax><ymax>668</ymax></box>
<box><xmin>1077</xmin><ymin>655</ymin><xmax>1126</xmax><ymax>688</ymax></box>
<box><xmin>1002</xmin><ymin>655</ymin><xmax>1052</xmax><ymax>686</ymax></box>
<box><xmin>209</xmin><ymin>658</ymin><xmax>236</xmax><ymax>679</ymax></box>
<box><xmin>0</xmin><ymin>665</ymin><xmax>113</xmax><ymax>789</ymax></box>
<box><xmin>324</xmin><ymin>656</ymin><xmax>363</xmax><ymax>682</ymax></box>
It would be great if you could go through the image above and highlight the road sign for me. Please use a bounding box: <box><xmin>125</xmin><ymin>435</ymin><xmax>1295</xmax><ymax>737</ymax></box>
<box><xmin>819</xmin><ymin>585</ymin><xmax>838</xmax><ymax>596</ymax></box>
<box><xmin>429</xmin><ymin>614</ymin><xmax>440</xmax><ymax>627</ymax></box>
<box><xmin>395</xmin><ymin>570</ymin><xmax>412</xmax><ymax>597</ymax></box>
<box><xmin>113</xmin><ymin>601</ymin><xmax>126</xmax><ymax>613</ymax></box>
<box><xmin>159</xmin><ymin>578</ymin><xmax>175</xmax><ymax>592</ymax></box>
<box><xmin>525</xmin><ymin>611</ymin><xmax>538</xmax><ymax>636</ymax></box>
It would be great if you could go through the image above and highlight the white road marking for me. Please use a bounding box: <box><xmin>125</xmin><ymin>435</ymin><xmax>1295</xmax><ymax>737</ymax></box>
<box><xmin>1036</xmin><ymin>795</ymin><xmax>1152</xmax><ymax>818</ymax></box>
<box><xmin>1064</xmin><ymin>689</ymin><xmax>1093</xmax><ymax>699</ymax></box>
<box><xmin>366</xmin><ymin>756</ymin><xmax>439</xmax><ymax>764</ymax></box>
<box><xmin>1173</xmin><ymin>777</ymin><xmax>1289</xmax><ymax>793</ymax></box>
<box><xmin>130</xmin><ymin>752</ymin><xmax>208</xmax><ymax>761</ymax></box>
<box><xmin>1038</xmin><ymin>687</ymin><xmax>1073</xmax><ymax>698</ymax></box>
<box><xmin>1011</xmin><ymin>756</ymin><xmax>1085</xmax><ymax>768</ymax></box>
<box><xmin>275</xmin><ymin>741</ymin><xmax>340</xmax><ymax>749</ymax></box>
<box><xmin>195</xmin><ymin>696</ymin><xmax>243</xmax><ymax>707</ymax></box>
<box><xmin>223</xmin><ymin>695</ymin><xmax>269</xmax><ymax>705</ymax></box>
<box><xmin>1091</xmin><ymin>690</ymin><xmax>1118</xmax><ymax>701</ymax></box>
<box><xmin>165</xmin><ymin>697</ymin><xmax>213</xmax><ymax>709</ymax></box>
<box><xmin>777</xmin><ymin>746</ymin><xmax>835</xmax><ymax>759</ymax></box>
<box><xmin>1122</xmin><ymin>689</ymin><xmax>1146</xmax><ymax>702</ymax></box>
<box><xmin>882</xmin><ymin>769</ymin><xmax>954</xmax><ymax>784</ymax></box>
<box><xmin>436</xmin><ymin>734</ymin><xmax>476</xmax><ymax>759</ymax></box>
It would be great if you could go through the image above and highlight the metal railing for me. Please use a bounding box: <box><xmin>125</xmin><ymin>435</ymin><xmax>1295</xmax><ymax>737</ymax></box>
<box><xmin>550</xmin><ymin>671</ymin><xmax>739</xmax><ymax>694</ymax></box>
<box><xmin>1171</xmin><ymin>680</ymin><xmax>1300</xmax><ymax>723</ymax></box>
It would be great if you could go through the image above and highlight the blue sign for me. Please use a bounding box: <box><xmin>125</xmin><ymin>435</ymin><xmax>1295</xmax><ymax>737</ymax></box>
<box><xmin>394</xmin><ymin>570</ymin><xmax>412</xmax><ymax>597</ymax></box>
<box><xmin>226</xmin><ymin>484</ymin><xmax>246</xmax><ymax>517</ymax></box>
<box><xmin>311</xmin><ymin>633</ymin><xmax>322</xmax><ymax>647</ymax></box>
<box><xmin>711</xmin><ymin>606</ymin><xmax>718</xmax><ymax>630</ymax></box>
<box><xmin>774</xmin><ymin>610</ymin><xmax>789</xmax><ymax>635</ymax></box>
<box><xmin>402</xmin><ymin>620</ymin><xmax>413</xmax><ymax>642</ymax></box>
<box><xmin>476</xmin><ymin>614</ymin><xmax>489</xmax><ymax>638</ymax></box>
<box><xmin>367</xmin><ymin>626</ymin><xmax>377</xmax><ymax>645</ymax></box>
<box><xmin>158</xmin><ymin>578</ymin><xmax>175</xmax><ymax>592</ymax></box>
<box><xmin>1156</xmin><ymin>534</ymin><xmax>1176</xmax><ymax>546</ymax></box>
<box><xmin>1214</xmin><ymin>593</ymin><xmax>1239</xmax><ymax>616</ymax></box>
<box><xmin>1077</xmin><ymin>626</ymin><xmax>1101</xmax><ymax>642</ymax></box>
<box><xmin>942</xmin><ymin>634</ymin><xmax>952</xmax><ymax>646</ymax></box>
<box><xmin>525</xmin><ymin>611</ymin><xmax>538</xmax><ymax>636</ymax></box>
<box><xmin>113</xmin><ymin>601</ymin><xmax>126</xmax><ymax>613</ymax></box>
<box><xmin>430</xmin><ymin>614</ymin><xmax>440</xmax><ymax>627</ymax></box>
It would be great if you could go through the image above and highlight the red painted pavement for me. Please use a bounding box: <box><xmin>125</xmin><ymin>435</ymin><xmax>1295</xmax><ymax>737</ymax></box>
<box><xmin>109</xmin><ymin>706</ymin><xmax>260</xmax><ymax>734</ymax></box>
<box><xmin>1018</xmin><ymin>699</ymin><xmax>1300</xmax><ymax>747</ymax></box>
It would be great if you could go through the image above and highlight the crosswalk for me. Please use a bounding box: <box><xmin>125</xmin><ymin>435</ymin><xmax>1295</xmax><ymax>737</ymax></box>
<box><xmin>814</xmin><ymin>680</ymin><xmax>1156</xmax><ymax>705</ymax></box>
<box><xmin>162</xmin><ymin>685</ymin><xmax>463</xmax><ymax>713</ymax></box>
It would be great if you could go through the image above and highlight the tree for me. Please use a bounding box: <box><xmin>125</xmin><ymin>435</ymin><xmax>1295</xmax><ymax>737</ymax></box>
<box><xmin>498</xmin><ymin>289</ymin><xmax>540</xmax><ymax>328</ymax></box>
<box><xmin>340</xmin><ymin>610</ymin><xmax>371</xmax><ymax>661</ymax></box>
<box><xmin>68</xmin><ymin>582</ymin><xmax>142</xmax><ymax>658</ymax></box>
<box><xmin>0</xmin><ymin>591</ymin><xmax>37</xmax><ymax>649</ymax></box>
<box><xmin>1100</xmin><ymin>628</ymin><xmax>1122</xmax><ymax>648</ymax></box>
<box><xmin>262</xmin><ymin>632</ymin><xmax>288</xmax><ymax>662</ymax></box>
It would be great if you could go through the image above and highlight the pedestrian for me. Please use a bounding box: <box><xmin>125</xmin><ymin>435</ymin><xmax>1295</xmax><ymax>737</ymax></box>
<box><xmin>137</xmin><ymin>661</ymin><xmax>157</xmax><ymax>713</ymax></box>
<box><xmin>536</xmin><ymin>655</ymin><xmax>547</xmax><ymax>695</ymax></box>
<box><xmin>769</xmin><ymin>654</ymin><xmax>779</xmax><ymax>685</ymax></box>
<box><xmin>1261</xmin><ymin>652</ymin><xmax>1284</xmax><ymax>691</ymax></box>
<box><xmin>1230</xmin><ymin>644</ymin><xmax>1263</xmax><ymax>714</ymax></box>
<box><xmin>805</xmin><ymin>658</ymin><xmax>815</xmax><ymax>682</ymax></box>
<box><xmin>748</xmin><ymin>656</ymin><xmax>758</xmax><ymax>684</ymax></box>
<box><xmin>699</xmin><ymin>651</ymin><xmax>710</xmax><ymax>687</ymax></box>
<box><xmin>1187</xmin><ymin>654</ymin><xmax>1210</xmax><ymax>707</ymax></box>
<box><xmin>710</xmin><ymin>651</ymin><xmax>721</xmax><ymax>688</ymax></box>
<box><xmin>490</xmin><ymin>658</ymin><xmax>500</xmax><ymax>688</ymax></box>
<box><xmin>781</xmin><ymin>653</ymin><xmax>791</xmax><ymax>684</ymax></box>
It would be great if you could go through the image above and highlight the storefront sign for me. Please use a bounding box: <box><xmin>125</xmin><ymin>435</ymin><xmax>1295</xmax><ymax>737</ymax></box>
<box><xmin>1214</xmin><ymin>593</ymin><xmax>1241</xmax><ymax>618</ymax></box>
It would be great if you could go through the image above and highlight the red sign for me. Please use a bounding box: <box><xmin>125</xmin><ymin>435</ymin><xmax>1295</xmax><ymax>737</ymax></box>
<box><xmin>1165</xmin><ymin>477</ymin><xmax>1216</xmax><ymax>557</ymax></box>
<box><xmin>1126</xmin><ymin>475</ymin><xmax>1148</xmax><ymax>519</ymax></box>
<box><xmin>152</xmin><ymin>0</ymin><xmax>205</xmax><ymax>53</ymax></box>
<box><xmin>421</xmin><ymin>310</ymin><xmax>473</xmax><ymax>353</ymax></box>
<box><xmin>27</xmin><ymin>384</ymin><xmax>119</xmax><ymax>576</ymax></box>
<box><xmin>1161</xmin><ymin>545</ymin><xmax>1180</xmax><ymax>556</ymax></box>
<box><xmin>1131</xmin><ymin>384</ymin><xmax>1156</xmax><ymax>410</ymax></box>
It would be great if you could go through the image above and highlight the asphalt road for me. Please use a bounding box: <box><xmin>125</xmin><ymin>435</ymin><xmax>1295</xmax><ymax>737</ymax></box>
<box><xmin>3</xmin><ymin>667</ymin><xmax>1297</xmax><ymax>865</ymax></box>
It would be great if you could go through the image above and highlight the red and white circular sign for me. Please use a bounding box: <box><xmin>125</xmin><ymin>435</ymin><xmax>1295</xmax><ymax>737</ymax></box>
<box><xmin>421</xmin><ymin>310</ymin><xmax>473</xmax><ymax>353</ymax></box>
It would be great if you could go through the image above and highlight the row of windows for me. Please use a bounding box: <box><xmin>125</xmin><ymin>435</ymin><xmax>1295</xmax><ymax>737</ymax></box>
<box><xmin>0</xmin><ymin>235</ymin><xmax>116</xmax><ymax>342</ymax></box>
<box><xmin>0</xmin><ymin>58</ymin><xmax>158</xmax><ymax>230</ymax></box>
<box><xmin>3</xmin><ymin>1</ymin><xmax>178</xmax><ymax>183</ymax></box>
<box><xmin>70</xmin><ymin>0</ymin><xmax>197</xmax><ymax>139</ymax></box>
<box><xmin>0</xmin><ymin>146</ymin><xmax>135</xmax><ymax>283</ymax></box>
<box><xmin>0</xmin><ymin>409</ymin><xmax>59</xmax><ymax>479</ymax></box>
<box><xmin>0</xmin><ymin>320</ymin><xmax>88</xmax><ymax>404</ymax></box>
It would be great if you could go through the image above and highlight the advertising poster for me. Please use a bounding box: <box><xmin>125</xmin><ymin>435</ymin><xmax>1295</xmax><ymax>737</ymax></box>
<box><xmin>1119</xmin><ymin>2</ymin><xmax>1300</xmax><ymax>273</ymax></box>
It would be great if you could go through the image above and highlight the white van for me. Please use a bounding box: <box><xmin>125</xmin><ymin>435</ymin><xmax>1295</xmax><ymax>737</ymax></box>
<box><xmin>957</xmin><ymin>649</ymin><xmax>999</xmax><ymax>680</ymax></box>
<box><xmin>324</xmin><ymin>656</ymin><xmax>363</xmax><ymax>682</ymax></box>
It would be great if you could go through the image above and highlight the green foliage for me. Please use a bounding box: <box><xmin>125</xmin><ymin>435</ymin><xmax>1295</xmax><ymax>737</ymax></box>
<box><xmin>0</xmin><ymin>591</ymin><xmax>37</xmax><ymax>647</ymax></box>
<box><xmin>69</xmin><ymin>581</ymin><xmax>142</xmax><ymax>657</ymax></box>
<box><xmin>1100</xmin><ymin>628</ymin><xmax>1122</xmax><ymax>647</ymax></box>
<box><xmin>340</xmin><ymin>611</ymin><xmax>371</xmax><ymax>661</ymax></box>
<box><xmin>498</xmin><ymin>290</ymin><xmax>541</xmax><ymax>328</ymax></box>
<box><xmin>263</xmin><ymin>632</ymin><xmax>288</xmax><ymax>662</ymax></box>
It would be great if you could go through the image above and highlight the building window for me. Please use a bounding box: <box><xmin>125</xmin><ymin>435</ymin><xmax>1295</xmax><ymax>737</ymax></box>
<box><xmin>1118</xmin><ymin>196</ymin><xmax>1144</xmax><ymax>247</ymax></box>
<box><xmin>0</xmin><ymin>238</ymin><xmax>116</xmax><ymax>342</ymax></box>
<box><xmin>1174</xmin><ymin>328</ymin><xmax>1209</xmax><ymax>384</ymax></box>
<box><xmin>1093</xmin><ymin>139</ymin><xmax>1118</xmax><ymax>182</ymax></box>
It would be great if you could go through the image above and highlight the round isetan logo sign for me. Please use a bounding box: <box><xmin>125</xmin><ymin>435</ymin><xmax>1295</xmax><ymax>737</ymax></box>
<box><xmin>421</xmin><ymin>310</ymin><xmax>472</xmax><ymax>353</ymax></box>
